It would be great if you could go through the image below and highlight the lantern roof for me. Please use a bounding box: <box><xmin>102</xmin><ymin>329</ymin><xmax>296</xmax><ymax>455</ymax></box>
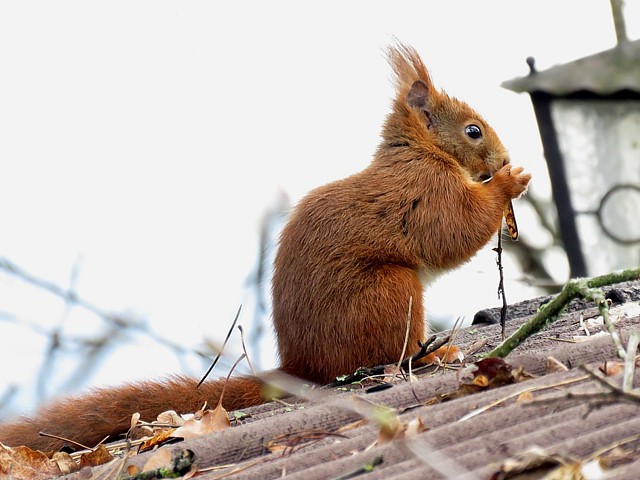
<box><xmin>502</xmin><ymin>38</ymin><xmax>640</xmax><ymax>95</ymax></box>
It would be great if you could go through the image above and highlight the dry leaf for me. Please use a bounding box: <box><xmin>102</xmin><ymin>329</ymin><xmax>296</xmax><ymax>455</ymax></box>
<box><xmin>347</xmin><ymin>396</ymin><xmax>427</xmax><ymax>445</ymax></box>
<box><xmin>207</xmin><ymin>403</ymin><xmax>232</xmax><ymax>430</ymax></box>
<box><xmin>142</xmin><ymin>448</ymin><xmax>172</xmax><ymax>473</ymax></box>
<box><xmin>383</xmin><ymin>365</ymin><xmax>402</xmax><ymax>378</ymax></box>
<box><xmin>580</xmin><ymin>459</ymin><xmax>608</xmax><ymax>479</ymax></box>
<box><xmin>171</xmin><ymin>404</ymin><xmax>230</xmax><ymax>440</ymax></box>
<box><xmin>348</xmin><ymin>395</ymin><xmax>402</xmax><ymax>444</ymax></box>
<box><xmin>78</xmin><ymin>445</ymin><xmax>113</xmax><ymax>469</ymax></box>
<box><xmin>127</xmin><ymin>410</ymin><xmax>184</xmax><ymax>447</ymax></box>
<box><xmin>582</xmin><ymin>316</ymin><xmax>605</xmax><ymax>329</ymax></box>
<box><xmin>377</xmin><ymin>416</ymin><xmax>403</xmax><ymax>444</ymax></box>
<box><xmin>545</xmin><ymin>463</ymin><xmax>587</xmax><ymax>479</ymax></box>
<box><xmin>492</xmin><ymin>448</ymin><xmax>602</xmax><ymax>480</ymax></box>
<box><xmin>142</xmin><ymin>449</ymin><xmax>195</xmax><ymax>477</ymax></box>
<box><xmin>546</xmin><ymin>357</ymin><xmax>569</xmax><ymax>374</ymax></box>
<box><xmin>157</xmin><ymin>410</ymin><xmax>185</xmax><ymax>427</ymax></box>
<box><xmin>131</xmin><ymin>426</ymin><xmax>154</xmax><ymax>441</ymax></box>
<box><xmin>379</xmin><ymin>416</ymin><xmax>427</xmax><ymax>444</ymax></box>
<box><xmin>597</xmin><ymin>445</ymin><xmax>638</xmax><ymax>469</ymax></box>
<box><xmin>0</xmin><ymin>443</ymin><xmax>63</xmax><ymax>480</ymax></box>
<box><xmin>489</xmin><ymin>446</ymin><xmax>573</xmax><ymax>479</ymax></box>
<box><xmin>126</xmin><ymin>464</ymin><xmax>139</xmax><ymax>476</ymax></box>
<box><xmin>468</xmin><ymin>358</ymin><xmax>515</xmax><ymax>389</ymax></box>
<box><xmin>403</xmin><ymin>417</ymin><xmax>426</xmax><ymax>438</ymax></box>
<box><xmin>599</xmin><ymin>361</ymin><xmax>625</xmax><ymax>377</ymax></box>
<box><xmin>504</xmin><ymin>201</ymin><xmax>519</xmax><ymax>240</ymax></box>
<box><xmin>351</xmin><ymin>397</ymin><xmax>422</xmax><ymax>444</ymax></box>
<box><xmin>130</xmin><ymin>412</ymin><xmax>141</xmax><ymax>431</ymax></box>
<box><xmin>511</xmin><ymin>366</ymin><xmax>533</xmax><ymax>383</ymax></box>
<box><xmin>50</xmin><ymin>452</ymin><xmax>77</xmax><ymax>475</ymax></box>
<box><xmin>140</xmin><ymin>428</ymin><xmax>177</xmax><ymax>452</ymax></box>
<box><xmin>446</xmin><ymin>358</ymin><xmax>518</xmax><ymax>401</ymax></box>
<box><xmin>516</xmin><ymin>391</ymin><xmax>534</xmax><ymax>403</ymax></box>
<box><xmin>470</xmin><ymin>374</ymin><xmax>490</xmax><ymax>388</ymax></box>
<box><xmin>128</xmin><ymin>411</ymin><xmax>156</xmax><ymax>441</ymax></box>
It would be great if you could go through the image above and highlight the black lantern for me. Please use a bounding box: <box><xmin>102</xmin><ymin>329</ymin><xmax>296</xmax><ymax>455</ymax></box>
<box><xmin>503</xmin><ymin>16</ymin><xmax>640</xmax><ymax>277</ymax></box>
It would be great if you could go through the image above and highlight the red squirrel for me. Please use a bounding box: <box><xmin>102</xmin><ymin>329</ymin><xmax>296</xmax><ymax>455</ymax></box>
<box><xmin>0</xmin><ymin>44</ymin><xmax>530</xmax><ymax>451</ymax></box>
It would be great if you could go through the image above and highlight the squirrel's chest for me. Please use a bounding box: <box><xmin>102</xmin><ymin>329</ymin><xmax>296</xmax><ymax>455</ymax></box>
<box><xmin>417</xmin><ymin>266</ymin><xmax>446</xmax><ymax>287</ymax></box>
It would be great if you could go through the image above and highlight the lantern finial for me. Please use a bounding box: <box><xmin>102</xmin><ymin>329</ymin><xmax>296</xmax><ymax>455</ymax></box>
<box><xmin>610</xmin><ymin>0</ymin><xmax>628</xmax><ymax>44</ymax></box>
<box><xmin>526</xmin><ymin>56</ymin><xmax>537</xmax><ymax>75</ymax></box>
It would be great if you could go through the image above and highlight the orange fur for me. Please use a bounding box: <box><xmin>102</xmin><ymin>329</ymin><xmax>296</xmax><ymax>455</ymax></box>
<box><xmin>0</xmin><ymin>44</ymin><xmax>530</xmax><ymax>451</ymax></box>
<box><xmin>0</xmin><ymin>376</ymin><xmax>264</xmax><ymax>451</ymax></box>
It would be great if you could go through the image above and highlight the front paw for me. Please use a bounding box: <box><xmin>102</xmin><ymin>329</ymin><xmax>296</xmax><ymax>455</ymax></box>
<box><xmin>493</xmin><ymin>164</ymin><xmax>531</xmax><ymax>199</ymax></box>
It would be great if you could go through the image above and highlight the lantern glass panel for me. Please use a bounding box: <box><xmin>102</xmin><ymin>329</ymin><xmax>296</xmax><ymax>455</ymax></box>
<box><xmin>550</xmin><ymin>99</ymin><xmax>640</xmax><ymax>275</ymax></box>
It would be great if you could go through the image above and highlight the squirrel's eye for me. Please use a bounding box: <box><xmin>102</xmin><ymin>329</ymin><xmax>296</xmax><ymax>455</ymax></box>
<box><xmin>465</xmin><ymin>124</ymin><xmax>482</xmax><ymax>140</ymax></box>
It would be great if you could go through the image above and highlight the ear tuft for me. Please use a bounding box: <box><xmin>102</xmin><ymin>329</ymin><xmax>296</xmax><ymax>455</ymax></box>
<box><xmin>407</xmin><ymin>80</ymin><xmax>429</xmax><ymax>110</ymax></box>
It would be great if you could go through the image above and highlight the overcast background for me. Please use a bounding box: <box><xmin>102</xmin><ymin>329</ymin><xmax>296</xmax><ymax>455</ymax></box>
<box><xmin>1</xmin><ymin>1</ymin><xmax>639</xmax><ymax>417</ymax></box>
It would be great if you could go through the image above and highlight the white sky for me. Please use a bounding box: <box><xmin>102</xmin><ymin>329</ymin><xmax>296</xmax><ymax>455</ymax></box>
<box><xmin>1</xmin><ymin>1</ymin><xmax>638</xmax><ymax>414</ymax></box>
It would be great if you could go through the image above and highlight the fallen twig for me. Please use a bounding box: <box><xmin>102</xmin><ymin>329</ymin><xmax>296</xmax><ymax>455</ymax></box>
<box><xmin>579</xmin><ymin>364</ymin><xmax>640</xmax><ymax>404</ymax></box>
<box><xmin>327</xmin><ymin>334</ymin><xmax>451</xmax><ymax>388</ymax></box>
<box><xmin>238</xmin><ymin>325</ymin><xmax>257</xmax><ymax>377</ymax></box>
<box><xmin>396</xmin><ymin>296</ymin><xmax>413</xmax><ymax>378</ymax></box>
<box><xmin>459</xmin><ymin>374</ymin><xmax>590</xmax><ymax>422</ymax></box>
<box><xmin>493</xmin><ymin>231</ymin><xmax>508</xmax><ymax>340</ymax></box>
<box><xmin>197</xmin><ymin>306</ymin><xmax>242</xmax><ymax>388</ymax></box>
<box><xmin>334</xmin><ymin>455</ymin><xmax>384</xmax><ymax>480</ymax></box>
<box><xmin>623</xmin><ymin>332</ymin><xmax>640</xmax><ymax>392</ymax></box>
<box><xmin>485</xmin><ymin>268</ymin><xmax>640</xmax><ymax>358</ymax></box>
<box><xmin>401</xmin><ymin>335</ymin><xmax>451</xmax><ymax>370</ymax></box>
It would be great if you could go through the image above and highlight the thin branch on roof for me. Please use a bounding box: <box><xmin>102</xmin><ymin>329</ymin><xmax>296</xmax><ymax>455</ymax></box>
<box><xmin>238</xmin><ymin>325</ymin><xmax>257</xmax><ymax>377</ymax></box>
<box><xmin>442</xmin><ymin>317</ymin><xmax>463</xmax><ymax>364</ymax></box>
<box><xmin>595</xmin><ymin>289</ymin><xmax>626</xmax><ymax>361</ymax></box>
<box><xmin>333</xmin><ymin>454</ymin><xmax>384</xmax><ymax>480</ymax></box>
<box><xmin>326</xmin><ymin>334</ymin><xmax>451</xmax><ymax>388</ymax></box>
<box><xmin>623</xmin><ymin>332</ymin><xmax>640</xmax><ymax>392</ymax></box>
<box><xmin>493</xmin><ymin>229</ymin><xmax>508</xmax><ymax>340</ymax></box>
<box><xmin>396</xmin><ymin>296</ymin><xmax>413</xmax><ymax>381</ymax></box>
<box><xmin>580</xmin><ymin>364</ymin><xmax>640</xmax><ymax>405</ymax></box>
<box><xmin>197</xmin><ymin>305</ymin><xmax>242</xmax><ymax>388</ymax></box>
<box><xmin>485</xmin><ymin>267</ymin><xmax>640</xmax><ymax>358</ymax></box>
<box><xmin>460</xmin><ymin>374</ymin><xmax>590</xmax><ymax>422</ymax></box>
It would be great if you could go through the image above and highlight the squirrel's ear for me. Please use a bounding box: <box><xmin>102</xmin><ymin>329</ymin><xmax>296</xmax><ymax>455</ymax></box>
<box><xmin>407</xmin><ymin>80</ymin><xmax>429</xmax><ymax>110</ymax></box>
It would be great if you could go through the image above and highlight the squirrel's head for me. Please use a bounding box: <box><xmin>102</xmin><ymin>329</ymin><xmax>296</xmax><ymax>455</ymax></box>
<box><xmin>386</xmin><ymin>44</ymin><xmax>510</xmax><ymax>181</ymax></box>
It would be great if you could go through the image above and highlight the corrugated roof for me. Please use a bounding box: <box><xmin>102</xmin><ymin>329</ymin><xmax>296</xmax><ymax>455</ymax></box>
<box><xmin>68</xmin><ymin>280</ymin><xmax>640</xmax><ymax>480</ymax></box>
<box><xmin>502</xmin><ymin>39</ymin><xmax>640</xmax><ymax>95</ymax></box>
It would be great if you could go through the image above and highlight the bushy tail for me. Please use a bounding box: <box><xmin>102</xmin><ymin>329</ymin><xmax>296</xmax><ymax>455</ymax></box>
<box><xmin>0</xmin><ymin>375</ymin><xmax>264</xmax><ymax>452</ymax></box>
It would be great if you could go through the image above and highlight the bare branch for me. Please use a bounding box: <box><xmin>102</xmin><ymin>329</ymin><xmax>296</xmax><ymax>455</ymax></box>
<box><xmin>623</xmin><ymin>332</ymin><xmax>640</xmax><ymax>391</ymax></box>
<box><xmin>198</xmin><ymin>305</ymin><xmax>242</xmax><ymax>388</ymax></box>
<box><xmin>485</xmin><ymin>268</ymin><xmax>640</xmax><ymax>358</ymax></box>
